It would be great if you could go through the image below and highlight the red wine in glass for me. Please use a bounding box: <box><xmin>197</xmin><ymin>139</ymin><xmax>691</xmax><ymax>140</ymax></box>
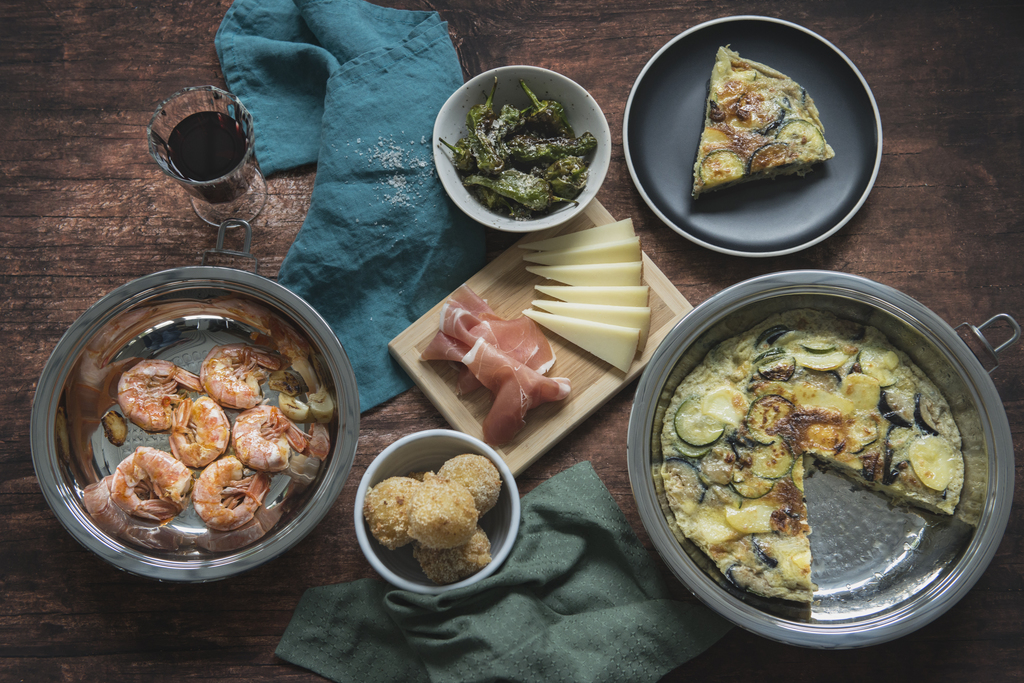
<box><xmin>166</xmin><ymin>111</ymin><xmax>248</xmax><ymax>184</ymax></box>
<box><xmin>148</xmin><ymin>86</ymin><xmax>266</xmax><ymax>224</ymax></box>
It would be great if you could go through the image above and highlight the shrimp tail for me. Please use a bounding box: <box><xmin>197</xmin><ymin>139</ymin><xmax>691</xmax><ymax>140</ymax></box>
<box><xmin>253</xmin><ymin>348</ymin><xmax>287</xmax><ymax>372</ymax></box>
<box><xmin>303</xmin><ymin>423</ymin><xmax>331</xmax><ymax>460</ymax></box>
<box><xmin>285</xmin><ymin>422</ymin><xmax>308</xmax><ymax>454</ymax></box>
<box><xmin>133</xmin><ymin>499</ymin><xmax>184</xmax><ymax>522</ymax></box>
<box><xmin>172</xmin><ymin>397</ymin><xmax>193</xmax><ymax>432</ymax></box>
<box><xmin>235</xmin><ymin>472</ymin><xmax>272</xmax><ymax>505</ymax></box>
<box><xmin>173</xmin><ymin>367</ymin><xmax>203</xmax><ymax>393</ymax></box>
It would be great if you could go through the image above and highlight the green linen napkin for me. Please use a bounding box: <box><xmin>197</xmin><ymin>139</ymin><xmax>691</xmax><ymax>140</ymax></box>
<box><xmin>276</xmin><ymin>462</ymin><xmax>730</xmax><ymax>682</ymax></box>
<box><xmin>216</xmin><ymin>0</ymin><xmax>486</xmax><ymax>411</ymax></box>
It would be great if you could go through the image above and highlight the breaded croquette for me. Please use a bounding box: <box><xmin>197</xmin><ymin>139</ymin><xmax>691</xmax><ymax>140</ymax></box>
<box><xmin>437</xmin><ymin>453</ymin><xmax>501</xmax><ymax>515</ymax></box>
<box><xmin>362</xmin><ymin>476</ymin><xmax>420</xmax><ymax>549</ymax></box>
<box><xmin>414</xmin><ymin>526</ymin><xmax>492</xmax><ymax>585</ymax></box>
<box><xmin>407</xmin><ymin>472</ymin><xmax>478</xmax><ymax>549</ymax></box>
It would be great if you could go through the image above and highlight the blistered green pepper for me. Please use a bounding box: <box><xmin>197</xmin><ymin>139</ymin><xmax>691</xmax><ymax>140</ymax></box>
<box><xmin>493</xmin><ymin>104</ymin><xmax>524</xmax><ymax>140</ymax></box>
<box><xmin>462</xmin><ymin>169</ymin><xmax>577</xmax><ymax>211</ymax></box>
<box><xmin>506</xmin><ymin>132</ymin><xmax>597</xmax><ymax>165</ymax></box>
<box><xmin>471</xmin><ymin>185</ymin><xmax>531</xmax><ymax>219</ymax></box>
<box><xmin>463</xmin><ymin>169</ymin><xmax>576</xmax><ymax>213</ymax></box>
<box><xmin>545</xmin><ymin>156</ymin><xmax>590</xmax><ymax>199</ymax></box>
<box><xmin>438</xmin><ymin>137</ymin><xmax>476</xmax><ymax>172</ymax></box>
<box><xmin>466</xmin><ymin>77</ymin><xmax>497</xmax><ymax>132</ymax></box>
<box><xmin>467</xmin><ymin>78</ymin><xmax>505</xmax><ymax>174</ymax></box>
<box><xmin>463</xmin><ymin>170</ymin><xmax>549</xmax><ymax>212</ymax></box>
<box><xmin>520</xmin><ymin>80</ymin><xmax>574</xmax><ymax>138</ymax></box>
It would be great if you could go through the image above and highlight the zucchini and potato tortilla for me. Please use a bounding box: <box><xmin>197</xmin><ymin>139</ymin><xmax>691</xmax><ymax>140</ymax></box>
<box><xmin>658</xmin><ymin>309</ymin><xmax>964</xmax><ymax>603</ymax></box>
<box><xmin>692</xmin><ymin>46</ymin><xmax>835</xmax><ymax>198</ymax></box>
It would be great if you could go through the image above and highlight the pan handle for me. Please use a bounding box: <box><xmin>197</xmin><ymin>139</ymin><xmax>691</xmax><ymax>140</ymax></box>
<box><xmin>956</xmin><ymin>314</ymin><xmax>1021</xmax><ymax>374</ymax></box>
<box><xmin>201</xmin><ymin>219</ymin><xmax>259</xmax><ymax>274</ymax></box>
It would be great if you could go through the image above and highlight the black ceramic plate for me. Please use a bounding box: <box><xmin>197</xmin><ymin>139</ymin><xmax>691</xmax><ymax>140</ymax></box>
<box><xmin>624</xmin><ymin>16</ymin><xmax>881</xmax><ymax>257</ymax></box>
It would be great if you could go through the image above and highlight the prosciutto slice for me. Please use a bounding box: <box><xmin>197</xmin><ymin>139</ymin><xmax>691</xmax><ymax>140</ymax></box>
<box><xmin>441</xmin><ymin>285</ymin><xmax>555</xmax><ymax>372</ymax></box>
<box><xmin>421</xmin><ymin>332</ymin><xmax>480</xmax><ymax>394</ymax></box>
<box><xmin>420</xmin><ymin>285</ymin><xmax>570</xmax><ymax>445</ymax></box>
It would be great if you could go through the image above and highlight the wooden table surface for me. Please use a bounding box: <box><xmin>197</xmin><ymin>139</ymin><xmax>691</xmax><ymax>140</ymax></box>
<box><xmin>3</xmin><ymin>0</ymin><xmax>1022</xmax><ymax>680</ymax></box>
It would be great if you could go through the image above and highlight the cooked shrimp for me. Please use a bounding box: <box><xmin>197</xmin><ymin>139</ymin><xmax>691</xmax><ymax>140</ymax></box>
<box><xmin>215</xmin><ymin>297</ymin><xmax>334</xmax><ymax>421</ymax></box>
<box><xmin>232</xmin><ymin>405</ymin><xmax>308</xmax><ymax>472</ymax></box>
<box><xmin>193</xmin><ymin>455</ymin><xmax>271</xmax><ymax>531</ymax></box>
<box><xmin>109</xmin><ymin>447</ymin><xmax>192</xmax><ymax>522</ymax></box>
<box><xmin>169</xmin><ymin>396</ymin><xmax>231</xmax><ymax>468</ymax></box>
<box><xmin>117</xmin><ymin>359</ymin><xmax>202</xmax><ymax>432</ymax></box>
<box><xmin>200</xmin><ymin>344</ymin><xmax>285</xmax><ymax>410</ymax></box>
<box><xmin>218</xmin><ymin>297</ymin><xmax>316</xmax><ymax>385</ymax></box>
<box><xmin>303</xmin><ymin>423</ymin><xmax>330</xmax><ymax>460</ymax></box>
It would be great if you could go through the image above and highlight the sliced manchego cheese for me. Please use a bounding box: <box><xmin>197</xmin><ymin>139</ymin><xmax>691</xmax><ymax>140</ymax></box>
<box><xmin>518</xmin><ymin>218</ymin><xmax>635</xmax><ymax>251</ymax></box>
<box><xmin>523</xmin><ymin>309</ymin><xmax>640</xmax><ymax>372</ymax></box>
<box><xmin>908</xmin><ymin>435</ymin><xmax>957</xmax><ymax>491</ymax></box>
<box><xmin>521</xmin><ymin>237</ymin><xmax>642</xmax><ymax>266</ymax></box>
<box><xmin>526</xmin><ymin>262</ymin><xmax>642</xmax><ymax>287</ymax></box>
<box><xmin>530</xmin><ymin>299</ymin><xmax>651</xmax><ymax>349</ymax></box>
<box><xmin>535</xmin><ymin>284</ymin><xmax>650</xmax><ymax>307</ymax></box>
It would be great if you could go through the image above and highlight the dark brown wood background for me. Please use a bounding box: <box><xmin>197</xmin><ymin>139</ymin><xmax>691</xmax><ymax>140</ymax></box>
<box><xmin>3</xmin><ymin>0</ymin><xmax>1022</xmax><ymax>680</ymax></box>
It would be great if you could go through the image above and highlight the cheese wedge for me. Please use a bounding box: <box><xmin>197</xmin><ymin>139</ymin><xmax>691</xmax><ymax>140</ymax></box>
<box><xmin>530</xmin><ymin>299</ymin><xmax>651</xmax><ymax>349</ymax></box>
<box><xmin>535</xmin><ymin>284</ymin><xmax>650</xmax><ymax>307</ymax></box>
<box><xmin>526</xmin><ymin>262</ymin><xmax>642</xmax><ymax>286</ymax></box>
<box><xmin>519</xmin><ymin>218</ymin><xmax>635</xmax><ymax>251</ymax></box>
<box><xmin>523</xmin><ymin>309</ymin><xmax>640</xmax><ymax>373</ymax></box>
<box><xmin>522</xmin><ymin>237</ymin><xmax>642</xmax><ymax>266</ymax></box>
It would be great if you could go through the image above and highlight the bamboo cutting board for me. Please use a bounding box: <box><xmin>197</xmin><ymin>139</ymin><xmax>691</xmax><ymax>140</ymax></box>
<box><xmin>388</xmin><ymin>201</ymin><xmax>693</xmax><ymax>475</ymax></box>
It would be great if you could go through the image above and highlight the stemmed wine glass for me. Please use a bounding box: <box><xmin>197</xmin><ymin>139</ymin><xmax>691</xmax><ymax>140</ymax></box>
<box><xmin>147</xmin><ymin>86</ymin><xmax>266</xmax><ymax>227</ymax></box>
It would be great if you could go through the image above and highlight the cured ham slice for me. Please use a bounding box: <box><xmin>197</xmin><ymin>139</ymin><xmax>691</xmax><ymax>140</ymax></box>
<box><xmin>462</xmin><ymin>337</ymin><xmax>570</xmax><ymax>444</ymax></box>
<box><xmin>423</xmin><ymin>285</ymin><xmax>556</xmax><ymax>394</ymax></box>
<box><xmin>421</xmin><ymin>332</ymin><xmax>481</xmax><ymax>395</ymax></box>
<box><xmin>438</xmin><ymin>294</ymin><xmax>557</xmax><ymax>370</ymax></box>
<box><xmin>420</xmin><ymin>285</ymin><xmax>570</xmax><ymax>445</ymax></box>
<box><xmin>440</xmin><ymin>286</ymin><xmax>556</xmax><ymax>374</ymax></box>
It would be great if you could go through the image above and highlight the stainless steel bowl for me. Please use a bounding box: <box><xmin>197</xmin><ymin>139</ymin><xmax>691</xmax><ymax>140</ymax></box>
<box><xmin>627</xmin><ymin>270</ymin><xmax>1018</xmax><ymax>647</ymax></box>
<box><xmin>30</xmin><ymin>263</ymin><xmax>360</xmax><ymax>582</ymax></box>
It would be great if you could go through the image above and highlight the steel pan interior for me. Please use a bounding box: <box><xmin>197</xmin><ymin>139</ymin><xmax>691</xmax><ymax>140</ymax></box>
<box><xmin>30</xmin><ymin>267</ymin><xmax>360</xmax><ymax>582</ymax></box>
<box><xmin>627</xmin><ymin>270</ymin><xmax>1015</xmax><ymax>648</ymax></box>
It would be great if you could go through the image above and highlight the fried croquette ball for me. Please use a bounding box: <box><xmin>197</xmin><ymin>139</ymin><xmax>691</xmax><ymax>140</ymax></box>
<box><xmin>362</xmin><ymin>476</ymin><xmax>420</xmax><ymax>550</ymax></box>
<box><xmin>414</xmin><ymin>526</ymin><xmax>492</xmax><ymax>585</ymax></box>
<box><xmin>407</xmin><ymin>472</ymin><xmax>478</xmax><ymax>549</ymax></box>
<box><xmin>437</xmin><ymin>453</ymin><xmax>502</xmax><ymax>515</ymax></box>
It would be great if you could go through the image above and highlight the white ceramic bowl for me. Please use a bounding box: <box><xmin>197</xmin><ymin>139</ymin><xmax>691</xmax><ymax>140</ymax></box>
<box><xmin>433</xmin><ymin>65</ymin><xmax>612</xmax><ymax>232</ymax></box>
<box><xmin>354</xmin><ymin>429</ymin><xmax>520</xmax><ymax>594</ymax></box>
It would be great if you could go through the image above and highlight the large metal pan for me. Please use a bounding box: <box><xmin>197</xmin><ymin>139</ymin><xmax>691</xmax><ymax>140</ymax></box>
<box><xmin>627</xmin><ymin>270</ymin><xmax>1018</xmax><ymax>647</ymax></box>
<box><xmin>30</xmin><ymin>224</ymin><xmax>360</xmax><ymax>581</ymax></box>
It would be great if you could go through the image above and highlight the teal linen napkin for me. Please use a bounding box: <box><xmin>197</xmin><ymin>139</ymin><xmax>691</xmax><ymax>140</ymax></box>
<box><xmin>216</xmin><ymin>0</ymin><xmax>486</xmax><ymax>411</ymax></box>
<box><xmin>275</xmin><ymin>462</ymin><xmax>731</xmax><ymax>682</ymax></box>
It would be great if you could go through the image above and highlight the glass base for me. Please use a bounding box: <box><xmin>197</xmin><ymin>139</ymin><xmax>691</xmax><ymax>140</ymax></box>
<box><xmin>190</xmin><ymin>169</ymin><xmax>268</xmax><ymax>226</ymax></box>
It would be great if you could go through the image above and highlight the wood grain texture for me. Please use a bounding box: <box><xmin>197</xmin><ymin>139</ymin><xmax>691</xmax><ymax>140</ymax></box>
<box><xmin>2</xmin><ymin>0</ymin><xmax>1022</xmax><ymax>681</ymax></box>
<box><xmin>389</xmin><ymin>201</ymin><xmax>692</xmax><ymax>474</ymax></box>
